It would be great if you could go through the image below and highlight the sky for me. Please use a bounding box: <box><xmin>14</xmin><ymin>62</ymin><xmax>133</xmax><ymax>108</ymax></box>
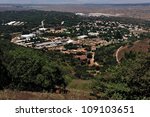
<box><xmin>0</xmin><ymin>0</ymin><xmax>149</xmax><ymax>4</ymax></box>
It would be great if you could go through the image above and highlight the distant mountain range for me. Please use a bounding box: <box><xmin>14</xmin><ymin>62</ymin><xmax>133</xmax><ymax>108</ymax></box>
<box><xmin>0</xmin><ymin>4</ymin><xmax>150</xmax><ymax>20</ymax></box>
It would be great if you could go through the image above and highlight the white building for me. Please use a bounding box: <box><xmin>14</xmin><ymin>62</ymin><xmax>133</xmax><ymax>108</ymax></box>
<box><xmin>88</xmin><ymin>32</ymin><xmax>99</xmax><ymax>36</ymax></box>
<box><xmin>35</xmin><ymin>41</ymin><xmax>57</xmax><ymax>49</ymax></box>
<box><xmin>21</xmin><ymin>34</ymin><xmax>36</xmax><ymax>41</ymax></box>
<box><xmin>39</xmin><ymin>28</ymin><xmax>47</xmax><ymax>31</ymax></box>
<box><xmin>6</xmin><ymin>21</ymin><xmax>24</xmax><ymax>26</ymax></box>
<box><xmin>67</xmin><ymin>39</ymin><xmax>74</xmax><ymax>44</ymax></box>
<box><xmin>77</xmin><ymin>35</ymin><xmax>88</xmax><ymax>39</ymax></box>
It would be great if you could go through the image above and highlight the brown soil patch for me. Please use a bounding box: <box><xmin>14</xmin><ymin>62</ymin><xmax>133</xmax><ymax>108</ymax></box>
<box><xmin>116</xmin><ymin>39</ymin><xmax>150</xmax><ymax>62</ymax></box>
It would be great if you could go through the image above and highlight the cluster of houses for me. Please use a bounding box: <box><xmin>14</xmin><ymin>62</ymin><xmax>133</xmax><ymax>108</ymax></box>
<box><xmin>11</xmin><ymin>29</ymin><xmax>108</xmax><ymax>68</ymax></box>
<box><xmin>10</xmin><ymin>18</ymin><xmax>146</xmax><ymax>68</ymax></box>
<box><xmin>11</xmin><ymin>33</ymin><xmax>74</xmax><ymax>49</ymax></box>
<box><xmin>67</xmin><ymin>19</ymin><xmax>145</xmax><ymax>41</ymax></box>
<box><xmin>11</xmin><ymin>20</ymin><xmax>72</xmax><ymax>49</ymax></box>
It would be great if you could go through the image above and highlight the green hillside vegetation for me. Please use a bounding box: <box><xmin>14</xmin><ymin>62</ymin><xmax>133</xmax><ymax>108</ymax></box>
<box><xmin>0</xmin><ymin>40</ymin><xmax>75</xmax><ymax>92</ymax></box>
<box><xmin>92</xmin><ymin>52</ymin><xmax>150</xmax><ymax>99</ymax></box>
<box><xmin>94</xmin><ymin>43</ymin><xmax>124</xmax><ymax>71</ymax></box>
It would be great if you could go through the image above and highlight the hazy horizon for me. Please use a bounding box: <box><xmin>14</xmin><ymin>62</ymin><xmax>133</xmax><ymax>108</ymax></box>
<box><xmin>0</xmin><ymin>0</ymin><xmax>149</xmax><ymax>4</ymax></box>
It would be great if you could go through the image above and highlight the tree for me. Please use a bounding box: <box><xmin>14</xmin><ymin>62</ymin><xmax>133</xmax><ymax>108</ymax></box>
<box><xmin>87</xmin><ymin>53</ymin><xmax>93</xmax><ymax>59</ymax></box>
<box><xmin>64</xmin><ymin>43</ymin><xmax>78</xmax><ymax>50</ymax></box>
<box><xmin>114</xmin><ymin>31</ymin><xmax>122</xmax><ymax>39</ymax></box>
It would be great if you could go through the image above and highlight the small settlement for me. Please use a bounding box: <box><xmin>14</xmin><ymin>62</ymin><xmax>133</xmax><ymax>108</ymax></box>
<box><xmin>10</xmin><ymin>16</ymin><xmax>147</xmax><ymax>68</ymax></box>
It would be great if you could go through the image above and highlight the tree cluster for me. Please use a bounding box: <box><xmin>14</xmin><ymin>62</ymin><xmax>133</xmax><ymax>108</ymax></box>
<box><xmin>0</xmin><ymin>40</ymin><xmax>74</xmax><ymax>92</ymax></box>
<box><xmin>92</xmin><ymin>52</ymin><xmax>150</xmax><ymax>99</ymax></box>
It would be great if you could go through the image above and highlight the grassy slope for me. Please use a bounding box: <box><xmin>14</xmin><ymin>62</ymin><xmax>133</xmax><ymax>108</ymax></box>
<box><xmin>0</xmin><ymin>79</ymin><xmax>94</xmax><ymax>100</ymax></box>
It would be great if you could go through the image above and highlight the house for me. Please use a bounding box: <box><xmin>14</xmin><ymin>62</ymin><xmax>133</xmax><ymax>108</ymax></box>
<box><xmin>39</xmin><ymin>28</ymin><xmax>47</xmax><ymax>31</ymax></box>
<box><xmin>77</xmin><ymin>35</ymin><xmax>88</xmax><ymax>39</ymax></box>
<box><xmin>67</xmin><ymin>39</ymin><xmax>74</xmax><ymax>44</ymax></box>
<box><xmin>88</xmin><ymin>32</ymin><xmax>99</xmax><ymax>36</ymax></box>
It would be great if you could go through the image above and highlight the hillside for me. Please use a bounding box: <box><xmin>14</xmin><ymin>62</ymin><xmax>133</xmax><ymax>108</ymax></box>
<box><xmin>116</xmin><ymin>39</ymin><xmax>150</xmax><ymax>63</ymax></box>
<box><xmin>0</xmin><ymin>40</ymin><xmax>75</xmax><ymax>92</ymax></box>
<box><xmin>92</xmin><ymin>52</ymin><xmax>150</xmax><ymax>99</ymax></box>
<box><xmin>0</xmin><ymin>40</ymin><xmax>94</xmax><ymax>99</ymax></box>
<box><xmin>1</xmin><ymin>4</ymin><xmax>150</xmax><ymax>20</ymax></box>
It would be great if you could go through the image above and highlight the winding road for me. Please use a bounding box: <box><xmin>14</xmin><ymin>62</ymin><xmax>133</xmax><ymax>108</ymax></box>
<box><xmin>116</xmin><ymin>46</ymin><xmax>123</xmax><ymax>64</ymax></box>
